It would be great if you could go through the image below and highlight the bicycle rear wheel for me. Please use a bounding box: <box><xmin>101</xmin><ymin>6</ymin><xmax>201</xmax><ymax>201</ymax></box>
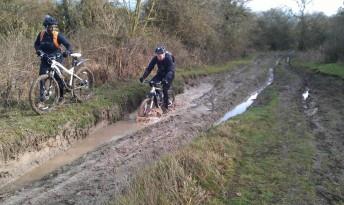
<box><xmin>73</xmin><ymin>67</ymin><xmax>94</xmax><ymax>102</ymax></box>
<box><xmin>29</xmin><ymin>74</ymin><xmax>60</xmax><ymax>115</ymax></box>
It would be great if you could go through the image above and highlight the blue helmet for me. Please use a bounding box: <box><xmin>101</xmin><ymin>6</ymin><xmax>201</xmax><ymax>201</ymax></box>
<box><xmin>155</xmin><ymin>47</ymin><xmax>166</xmax><ymax>54</ymax></box>
<box><xmin>43</xmin><ymin>15</ymin><xmax>58</xmax><ymax>27</ymax></box>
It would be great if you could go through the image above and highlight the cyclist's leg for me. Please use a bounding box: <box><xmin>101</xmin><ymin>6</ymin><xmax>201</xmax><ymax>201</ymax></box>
<box><xmin>162</xmin><ymin>72</ymin><xmax>174</xmax><ymax>109</ymax></box>
<box><xmin>39</xmin><ymin>61</ymin><xmax>49</xmax><ymax>102</ymax></box>
<box><xmin>54</xmin><ymin>73</ymin><xmax>64</xmax><ymax>98</ymax></box>
<box><xmin>55</xmin><ymin>55</ymin><xmax>65</xmax><ymax>99</ymax></box>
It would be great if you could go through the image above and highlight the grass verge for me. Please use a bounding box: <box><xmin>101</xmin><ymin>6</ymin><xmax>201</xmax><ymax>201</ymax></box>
<box><xmin>0</xmin><ymin>58</ymin><xmax>251</xmax><ymax>161</ymax></box>
<box><xmin>177</xmin><ymin>59</ymin><xmax>252</xmax><ymax>80</ymax></box>
<box><xmin>114</xmin><ymin>81</ymin><xmax>317</xmax><ymax>204</ymax></box>
<box><xmin>293</xmin><ymin>61</ymin><xmax>344</xmax><ymax>79</ymax></box>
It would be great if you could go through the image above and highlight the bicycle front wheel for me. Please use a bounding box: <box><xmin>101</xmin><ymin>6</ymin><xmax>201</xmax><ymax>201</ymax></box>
<box><xmin>168</xmin><ymin>89</ymin><xmax>175</xmax><ymax>108</ymax></box>
<box><xmin>138</xmin><ymin>98</ymin><xmax>154</xmax><ymax>117</ymax></box>
<box><xmin>29</xmin><ymin>74</ymin><xmax>60</xmax><ymax>115</ymax></box>
<box><xmin>73</xmin><ymin>67</ymin><xmax>94</xmax><ymax>102</ymax></box>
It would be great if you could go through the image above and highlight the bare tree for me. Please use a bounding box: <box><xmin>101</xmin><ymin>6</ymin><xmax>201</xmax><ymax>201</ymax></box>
<box><xmin>122</xmin><ymin>0</ymin><xmax>142</xmax><ymax>35</ymax></box>
<box><xmin>142</xmin><ymin>0</ymin><xmax>158</xmax><ymax>31</ymax></box>
<box><xmin>295</xmin><ymin>0</ymin><xmax>313</xmax><ymax>16</ymax></box>
<box><xmin>128</xmin><ymin>0</ymin><xmax>159</xmax><ymax>35</ymax></box>
<box><xmin>295</xmin><ymin>0</ymin><xmax>313</xmax><ymax>50</ymax></box>
<box><xmin>61</xmin><ymin>0</ymin><xmax>72</xmax><ymax>30</ymax></box>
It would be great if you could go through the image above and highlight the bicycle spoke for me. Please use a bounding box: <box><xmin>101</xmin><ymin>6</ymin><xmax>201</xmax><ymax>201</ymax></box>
<box><xmin>30</xmin><ymin>74</ymin><xmax>60</xmax><ymax>114</ymax></box>
<box><xmin>73</xmin><ymin>68</ymin><xmax>94</xmax><ymax>102</ymax></box>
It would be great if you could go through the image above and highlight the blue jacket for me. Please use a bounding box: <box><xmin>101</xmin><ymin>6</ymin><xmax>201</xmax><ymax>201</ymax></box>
<box><xmin>142</xmin><ymin>52</ymin><xmax>175</xmax><ymax>79</ymax></box>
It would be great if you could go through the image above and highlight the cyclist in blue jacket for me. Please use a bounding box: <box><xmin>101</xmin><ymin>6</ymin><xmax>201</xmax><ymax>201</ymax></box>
<box><xmin>34</xmin><ymin>15</ymin><xmax>72</xmax><ymax>103</ymax></box>
<box><xmin>140</xmin><ymin>47</ymin><xmax>175</xmax><ymax>113</ymax></box>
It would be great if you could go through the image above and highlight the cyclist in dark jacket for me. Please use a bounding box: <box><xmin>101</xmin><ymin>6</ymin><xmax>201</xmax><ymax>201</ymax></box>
<box><xmin>34</xmin><ymin>15</ymin><xmax>72</xmax><ymax>102</ymax></box>
<box><xmin>139</xmin><ymin>47</ymin><xmax>175</xmax><ymax>113</ymax></box>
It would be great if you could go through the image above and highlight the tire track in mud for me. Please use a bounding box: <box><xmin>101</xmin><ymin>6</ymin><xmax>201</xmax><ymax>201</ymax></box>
<box><xmin>274</xmin><ymin>62</ymin><xmax>344</xmax><ymax>204</ymax></box>
<box><xmin>276</xmin><ymin>61</ymin><xmax>344</xmax><ymax>204</ymax></box>
<box><xmin>0</xmin><ymin>56</ymin><xmax>277</xmax><ymax>205</ymax></box>
<box><xmin>302</xmin><ymin>72</ymin><xmax>344</xmax><ymax>205</ymax></box>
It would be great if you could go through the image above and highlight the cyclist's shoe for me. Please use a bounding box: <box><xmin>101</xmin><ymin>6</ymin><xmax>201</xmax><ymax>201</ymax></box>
<box><xmin>162</xmin><ymin>106</ymin><xmax>171</xmax><ymax>114</ymax></box>
<box><xmin>58</xmin><ymin>97</ymin><xmax>65</xmax><ymax>104</ymax></box>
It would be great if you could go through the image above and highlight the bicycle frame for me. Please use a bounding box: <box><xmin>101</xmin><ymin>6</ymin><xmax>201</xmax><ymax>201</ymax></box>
<box><xmin>49</xmin><ymin>58</ymin><xmax>86</xmax><ymax>88</ymax></box>
<box><xmin>146</xmin><ymin>81</ymin><xmax>163</xmax><ymax>108</ymax></box>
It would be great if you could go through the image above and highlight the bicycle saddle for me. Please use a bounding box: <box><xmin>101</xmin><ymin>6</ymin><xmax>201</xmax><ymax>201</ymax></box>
<box><xmin>71</xmin><ymin>53</ymin><xmax>82</xmax><ymax>58</ymax></box>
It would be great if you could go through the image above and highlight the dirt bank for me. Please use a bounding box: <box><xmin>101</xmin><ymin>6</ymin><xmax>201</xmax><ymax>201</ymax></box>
<box><xmin>0</xmin><ymin>82</ymin><xmax>147</xmax><ymax>189</ymax></box>
<box><xmin>0</xmin><ymin>55</ymin><xmax>277</xmax><ymax>204</ymax></box>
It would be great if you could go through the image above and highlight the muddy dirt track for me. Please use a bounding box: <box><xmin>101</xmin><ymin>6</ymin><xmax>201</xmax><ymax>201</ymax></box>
<box><xmin>301</xmin><ymin>71</ymin><xmax>344</xmax><ymax>204</ymax></box>
<box><xmin>1</xmin><ymin>54</ymin><xmax>343</xmax><ymax>205</ymax></box>
<box><xmin>0</xmin><ymin>56</ymin><xmax>275</xmax><ymax>205</ymax></box>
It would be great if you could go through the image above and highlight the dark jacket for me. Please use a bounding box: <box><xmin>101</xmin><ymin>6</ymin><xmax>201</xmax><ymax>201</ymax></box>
<box><xmin>34</xmin><ymin>31</ymin><xmax>72</xmax><ymax>55</ymax></box>
<box><xmin>142</xmin><ymin>52</ymin><xmax>175</xmax><ymax>79</ymax></box>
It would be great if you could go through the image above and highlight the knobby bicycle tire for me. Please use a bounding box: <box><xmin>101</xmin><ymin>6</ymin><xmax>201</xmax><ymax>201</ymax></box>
<box><xmin>29</xmin><ymin>74</ymin><xmax>60</xmax><ymax>115</ymax></box>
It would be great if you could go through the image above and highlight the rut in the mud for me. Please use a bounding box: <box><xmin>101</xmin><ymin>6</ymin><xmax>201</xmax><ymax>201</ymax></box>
<box><xmin>301</xmin><ymin>71</ymin><xmax>344</xmax><ymax>204</ymax></box>
<box><xmin>220</xmin><ymin>60</ymin><xmax>344</xmax><ymax>205</ymax></box>
<box><xmin>269</xmin><ymin>62</ymin><xmax>344</xmax><ymax>204</ymax></box>
<box><xmin>271</xmin><ymin>62</ymin><xmax>344</xmax><ymax>204</ymax></box>
<box><xmin>0</xmin><ymin>56</ymin><xmax>276</xmax><ymax>205</ymax></box>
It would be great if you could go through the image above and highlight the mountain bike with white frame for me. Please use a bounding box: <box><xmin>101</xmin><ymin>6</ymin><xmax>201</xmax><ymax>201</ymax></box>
<box><xmin>29</xmin><ymin>51</ymin><xmax>94</xmax><ymax>114</ymax></box>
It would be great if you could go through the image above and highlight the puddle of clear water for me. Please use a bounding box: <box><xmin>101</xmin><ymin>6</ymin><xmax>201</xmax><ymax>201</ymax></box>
<box><xmin>302</xmin><ymin>87</ymin><xmax>310</xmax><ymax>101</ymax></box>
<box><xmin>215</xmin><ymin>92</ymin><xmax>258</xmax><ymax>125</ymax></box>
<box><xmin>215</xmin><ymin>68</ymin><xmax>274</xmax><ymax>125</ymax></box>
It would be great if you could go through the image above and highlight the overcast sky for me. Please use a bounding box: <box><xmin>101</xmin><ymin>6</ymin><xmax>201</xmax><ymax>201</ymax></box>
<box><xmin>247</xmin><ymin>0</ymin><xmax>343</xmax><ymax>16</ymax></box>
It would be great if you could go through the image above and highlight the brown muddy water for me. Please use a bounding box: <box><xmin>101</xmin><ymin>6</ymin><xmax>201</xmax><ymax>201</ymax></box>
<box><xmin>2</xmin><ymin>114</ymin><xmax>144</xmax><ymax>193</ymax></box>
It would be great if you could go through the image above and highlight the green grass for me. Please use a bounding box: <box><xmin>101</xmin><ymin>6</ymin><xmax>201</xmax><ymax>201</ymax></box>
<box><xmin>114</xmin><ymin>84</ymin><xmax>317</xmax><ymax>205</ymax></box>
<box><xmin>0</xmin><ymin>82</ymin><xmax>145</xmax><ymax>135</ymax></box>
<box><xmin>115</xmin><ymin>125</ymin><xmax>240</xmax><ymax>205</ymax></box>
<box><xmin>0</xmin><ymin>58</ymin><xmax>252</xmax><ymax>161</ymax></box>
<box><xmin>177</xmin><ymin>59</ymin><xmax>251</xmax><ymax>80</ymax></box>
<box><xmin>227</xmin><ymin>88</ymin><xmax>316</xmax><ymax>205</ymax></box>
<box><xmin>294</xmin><ymin>61</ymin><xmax>344</xmax><ymax>79</ymax></box>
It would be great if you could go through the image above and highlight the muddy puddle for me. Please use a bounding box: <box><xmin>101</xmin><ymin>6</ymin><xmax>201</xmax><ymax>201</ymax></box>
<box><xmin>215</xmin><ymin>68</ymin><xmax>274</xmax><ymax>125</ymax></box>
<box><xmin>1</xmin><ymin>113</ymin><xmax>145</xmax><ymax>193</ymax></box>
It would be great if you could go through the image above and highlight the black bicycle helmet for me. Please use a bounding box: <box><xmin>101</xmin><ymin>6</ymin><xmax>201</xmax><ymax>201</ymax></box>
<box><xmin>43</xmin><ymin>15</ymin><xmax>58</xmax><ymax>27</ymax></box>
<box><xmin>155</xmin><ymin>47</ymin><xmax>166</xmax><ymax>54</ymax></box>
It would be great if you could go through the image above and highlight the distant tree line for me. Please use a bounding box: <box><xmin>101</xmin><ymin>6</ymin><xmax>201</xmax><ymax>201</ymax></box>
<box><xmin>251</xmin><ymin>6</ymin><xmax>344</xmax><ymax>62</ymax></box>
<box><xmin>1</xmin><ymin>0</ymin><xmax>343</xmax><ymax>63</ymax></box>
<box><xmin>0</xmin><ymin>0</ymin><xmax>343</xmax><ymax>105</ymax></box>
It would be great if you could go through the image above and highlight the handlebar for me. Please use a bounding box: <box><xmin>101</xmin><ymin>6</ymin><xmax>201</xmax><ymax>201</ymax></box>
<box><xmin>37</xmin><ymin>50</ymin><xmax>74</xmax><ymax>59</ymax></box>
<box><xmin>142</xmin><ymin>80</ymin><xmax>162</xmax><ymax>86</ymax></box>
<box><xmin>37</xmin><ymin>51</ymin><xmax>62</xmax><ymax>60</ymax></box>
